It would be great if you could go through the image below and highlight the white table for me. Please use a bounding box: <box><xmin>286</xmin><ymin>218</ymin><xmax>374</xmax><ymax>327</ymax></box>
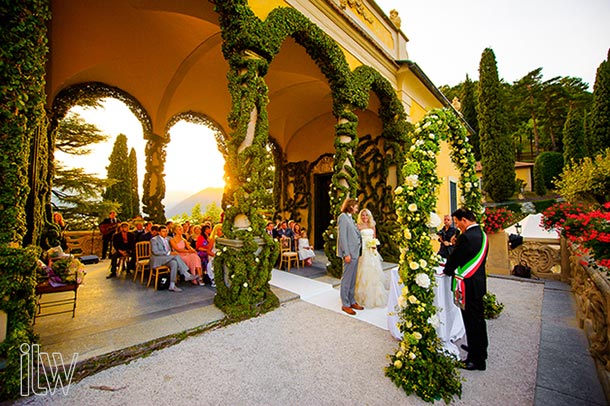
<box><xmin>387</xmin><ymin>267</ymin><xmax>465</xmax><ymax>357</ymax></box>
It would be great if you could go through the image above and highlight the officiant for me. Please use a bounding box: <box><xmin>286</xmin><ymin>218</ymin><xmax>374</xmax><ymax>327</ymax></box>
<box><xmin>443</xmin><ymin>208</ymin><xmax>489</xmax><ymax>371</ymax></box>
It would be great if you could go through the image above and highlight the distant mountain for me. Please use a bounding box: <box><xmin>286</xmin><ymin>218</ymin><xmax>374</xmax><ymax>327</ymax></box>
<box><xmin>166</xmin><ymin>187</ymin><xmax>223</xmax><ymax>218</ymax></box>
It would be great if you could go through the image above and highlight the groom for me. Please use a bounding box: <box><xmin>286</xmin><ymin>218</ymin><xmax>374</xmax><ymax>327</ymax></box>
<box><xmin>337</xmin><ymin>197</ymin><xmax>363</xmax><ymax>315</ymax></box>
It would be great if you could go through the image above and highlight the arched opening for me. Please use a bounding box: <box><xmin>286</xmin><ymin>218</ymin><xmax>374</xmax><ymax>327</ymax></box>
<box><xmin>164</xmin><ymin>119</ymin><xmax>225</xmax><ymax>218</ymax></box>
<box><xmin>53</xmin><ymin>97</ymin><xmax>146</xmax><ymax>228</ymax></box>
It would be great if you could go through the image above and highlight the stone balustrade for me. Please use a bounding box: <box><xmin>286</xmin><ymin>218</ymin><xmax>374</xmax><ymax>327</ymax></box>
<box><xmin>64</xmin><ymin>230</ymin><xmax>104</xmax><ymax>257</ymax></box>
<box><xmin>567</xmin><ymin>244</ymin><xmax>610</xmax><ymax>396</ymax></box>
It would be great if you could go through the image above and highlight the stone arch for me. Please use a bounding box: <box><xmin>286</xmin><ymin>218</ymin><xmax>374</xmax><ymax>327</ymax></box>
<box><xmin>351</xmin><ymin>65</ymin><xmax>411</xmax><ymax>261</ymax></box>
<box><xmin>51</xmin><ymin>82</ymin><xmax>152</xmax><ymax>135</ymax></box>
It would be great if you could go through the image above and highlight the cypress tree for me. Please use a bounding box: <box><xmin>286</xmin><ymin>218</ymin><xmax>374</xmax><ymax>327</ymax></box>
<box><xmin>104</xmin><ymin>134</ymin><xmax>133</xmax><ymax>218</ymax></box>
<box><xmin>461</xmin><ymin>74</ymin><xmax>480</xmax><ymax>160</ymax></box>
<box><xmin>589</xmin><ymin>49</ymin><xmax>610</xmax><ymax>154</ymax></box>
<box><xmin>129</xmin><ymin>148</ymin><xmax>140</xmax><ymax>217</ymax></box>
<box><xmin>477</xmin><ymin>48</ymin><xmax>515</xmax><ymax>202</ymax></box>
<box><xmin>562</xmin><ymin>105</ymin><xmax>586</xmax><ymax>165</ymax></box>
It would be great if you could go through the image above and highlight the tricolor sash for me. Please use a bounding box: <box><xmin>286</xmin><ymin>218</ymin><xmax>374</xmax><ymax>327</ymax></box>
<box><xmin>452</xmin><ymin>230</ymin><xmax>488</xmax><ymax>309</ymax></box>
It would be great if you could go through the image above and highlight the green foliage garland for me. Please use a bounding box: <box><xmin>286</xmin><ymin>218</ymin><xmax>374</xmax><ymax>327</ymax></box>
<box><xmin>212</xmin><ymin>0</ymin><xmax>280</xmax><ymax>319</ymax></box>
<box><xmin>0</xmin><ymin>0</ymin><xmax>50</xmax><ymax>245</ymax></box>
<box><xmin>386</xmin><ymin>108</ymin><xmax>483</xmax><ymax>403</ymax></box>
<box><xmin>0</xmin><ymin>246</ymin><xmax>40</xmax><ymax>401</ymax></box>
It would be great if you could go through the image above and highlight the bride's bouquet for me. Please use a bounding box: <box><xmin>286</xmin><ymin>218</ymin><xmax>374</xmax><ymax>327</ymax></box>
<box><xmin>366</xmin><ymin>238</ymin><xmax>380</xmax><ymax>249</ymax></box>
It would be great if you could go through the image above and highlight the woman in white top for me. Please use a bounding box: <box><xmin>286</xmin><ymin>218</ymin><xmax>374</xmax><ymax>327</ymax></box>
<box><xmin>297</xmin><ymin>229</ymin><xmax>315</xmax><ymax>266</ymax></box>
<box><xmin>354</xmin><ymin>208</ymin><xmax>388</xmax><ymax>308</ymax></box>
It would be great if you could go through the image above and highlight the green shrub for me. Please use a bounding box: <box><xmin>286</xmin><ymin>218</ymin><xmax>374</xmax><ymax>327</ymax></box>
<box><xmin>534</xmin><ymin>151</ymin><xmax>564</xmax><ymax>191</ymax></box>
<box><xmin>554</xmin><ymin>148</ymin><xmax>610</xmax><ymax>204</ymax></box>
<box><xmin>533</xmin><ymin>199</ymin><xmax>557</xmax><ymax>213</ymax></box>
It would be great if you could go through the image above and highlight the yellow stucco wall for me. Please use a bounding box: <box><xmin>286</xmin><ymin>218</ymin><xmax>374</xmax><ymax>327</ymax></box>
<box><xmin>249</xmin><ymin>0</ymin><xmax>289</xmax><ymax>20</ymax></box>
<box><xmin>516</xmin><ymin>166</ymin><xmax>533</xmax><ymax>192</ymax></box>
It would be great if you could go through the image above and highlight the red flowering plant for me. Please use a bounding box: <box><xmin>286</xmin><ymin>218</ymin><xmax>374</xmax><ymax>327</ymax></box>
<box><xmin>483</xmin><ymin>207</ymin><xmax>515</xmax><ymax>234</ymax></box>
<box><xmin>542</xmin><ymin>202</ymin><xmax>610</xmax><ymax>270</ymax></box>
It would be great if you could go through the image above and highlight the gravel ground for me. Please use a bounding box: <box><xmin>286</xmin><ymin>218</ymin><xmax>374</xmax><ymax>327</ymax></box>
<box><xmin>14</xmin><ymin>277</ymin><xmax>543</xmax><ymax>406</ymax></box>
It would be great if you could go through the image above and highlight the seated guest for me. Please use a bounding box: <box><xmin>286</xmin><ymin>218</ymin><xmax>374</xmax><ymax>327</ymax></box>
<box><xmin>205</xmin><ymin>223</ymin><xmax>223</xmax><ymax>288</ymax></box>
<box><xmin>170</xmin><ymin>224</ymin><xmax>204</xmax><ymax>286</ymax></box>
<box><xmin>196</xmin><ymin>225</ymin><xmax>212</xmax><ymax>284</ymax></box>
<box><xmin>265</xmin><ymin>222</ymin><xmax>275</xmax><ymax>237</ymax></box>
<box><xmin>133</xmin><ymin>221</ymin><xmax>146</xmax><ymax>242</ymax></box>
<box><xmin>107</xmin><ymin>222</ymin><xmax>136</xmax><ymax>278</ymax></box>
<box><xmin>182</xmin><ymin>221</ymin><xmax>191</xmax><ymax>239</ymax></box>
<box><xmin>292</xmin><ymin>223</ymin><xmax>302</xmax><ymax>251</ymax></box>
<box><xmin>189</xmin><ymin>225</ymin><xmax>202</xmax><ymax>249</ymax></box>
<box><xmin>150</xmin><ymin>225</ymin><xmax>198</xmax><ymax>292</ymax></box>
<box><xmin>166</xmin><ymin>221</ymin><xmax>175</xmax><ymax>237</ymax></box>
<box><xmin>138</xmin><ymin>222</ymin><xmax>153</xmax><ymax>242</ymax></box>
<box><xmin>297</xmin><ymin>229</ymin><xmax>316</xmax><ymax>266</ymax></box>
<box><xmin>275</xmin><ymin>220</ymin><xmax>294</xmax><ymax>241</ymax></box>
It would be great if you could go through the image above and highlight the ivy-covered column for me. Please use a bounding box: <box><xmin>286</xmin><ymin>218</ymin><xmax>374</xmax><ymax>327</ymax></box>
<box><xmin>211</xmin><ymin>51</ymin><xmax>279</xmax><ymax>319</ymax></box>
<box><xmin>142</xmin><ymin>134</ymin><xmax>167</xmax><ymax>223</ymax></box>
<box><xmin>323</xmin><ymin>107</ymin><xmax>360</xmax><ymax>277</ymax></box>
<box><xmin>0</xmin><ymin>0</ymin><xmax>50</xmax><ymax>245</ymax></box>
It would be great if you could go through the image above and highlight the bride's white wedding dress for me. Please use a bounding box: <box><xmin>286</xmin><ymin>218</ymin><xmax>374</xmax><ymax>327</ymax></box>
<box><xmin>355</xmin><ymin>228</ymin><xmax>388</xmax><ymax>308</ymax></box>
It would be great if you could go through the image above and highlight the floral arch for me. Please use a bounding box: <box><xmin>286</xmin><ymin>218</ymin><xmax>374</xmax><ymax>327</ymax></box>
<box><xmin>385</xmin><ymin>108</ymin><xmax>483</xmax><ymax>402</ymax></box>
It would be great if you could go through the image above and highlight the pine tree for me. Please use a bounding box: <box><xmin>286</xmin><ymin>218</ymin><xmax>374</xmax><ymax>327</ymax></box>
<box><xmin>104</xmin><ymin>134</ymin><xmax>134</xmax><ymax>218</ymax></box>
<box><xmin>562</xmin><ymin>104</ymin><xmax>586</xmax><ymax>165</ymax></box>
<box><xmin>477</xmin><ymin>48</ymin><xmax>515</xmax><ymax>202</ymax></box>
<box><xmin>53</xmin><ymin>111</ymin><xmax>116</xmax><ymax>229</ymax></box>
<box><xmin>129</xmin><ymin>148</ymin><xmax>140</xmax><ymax>217</ymax></box>
<box><xmin>461</xmin><ymin>74</ymin><xmax>480</xmax><ymax>160</ymax></box>
<box><xmin>589</xmin><ymin>49</ymin><xmax>610</xmax><ymax>155</ymax></box>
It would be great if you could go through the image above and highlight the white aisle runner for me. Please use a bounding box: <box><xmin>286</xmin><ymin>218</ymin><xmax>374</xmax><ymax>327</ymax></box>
<box><xmin>269</xmin><ymin>269</ymin><xmax>390</xmax><ymax>331</ymax></box>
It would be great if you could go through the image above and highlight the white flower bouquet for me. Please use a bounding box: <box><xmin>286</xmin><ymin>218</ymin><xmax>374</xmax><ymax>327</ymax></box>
<box><xmin>366</xmin><ymin>238</ymin><xmax>380</xmax><ymax>249</ymax></box>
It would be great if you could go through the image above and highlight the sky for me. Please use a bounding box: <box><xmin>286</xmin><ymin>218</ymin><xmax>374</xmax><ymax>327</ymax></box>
<box><xmin>376</xmin><ymin>0</ymin><xmax>610</xmax><ymax>90</ymax></box>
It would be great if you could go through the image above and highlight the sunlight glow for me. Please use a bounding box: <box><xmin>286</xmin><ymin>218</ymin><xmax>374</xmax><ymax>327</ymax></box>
<box><xmin>56</xmin><ymin>98</ymin><xmax>225</xmax><ymax>206</ymax></box>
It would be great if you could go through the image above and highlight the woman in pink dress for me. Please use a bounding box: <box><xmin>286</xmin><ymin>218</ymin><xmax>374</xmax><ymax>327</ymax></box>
<box><xmin>170</xmin><ymin>224</ymin><xmax>204</xmax><ymax>286</ymax></box>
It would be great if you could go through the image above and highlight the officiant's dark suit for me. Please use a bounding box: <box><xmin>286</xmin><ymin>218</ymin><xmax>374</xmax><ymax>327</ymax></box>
<box><xmin>443</xmin><ymin>208</ymin><xmax>488</xmax><ymax>371</ymax></box>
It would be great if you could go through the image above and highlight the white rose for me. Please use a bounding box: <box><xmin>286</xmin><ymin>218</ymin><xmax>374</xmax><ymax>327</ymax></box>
<box><xmin>408</xmin><ymin>203</ymin><xmax>418</xmax><ymax>212</ymax></box>
<box><xmin>394</xmin><ymin>186</ymin><xmax>403</xmax><ymax>195</ymax></box>
<box><xmin>419</xmin><ymin>259</ymin><xmax>428</xmax><ymax>268</ymax></box>
<box><xmin>409</xmin><ymin>261</ymin><xmax>419</xmax><ymax>270</ymax></box>
<box><xmin>409</xmin><ymin>352</ymin><xmax>416</xmax><ymax>360</ymax></box>
<box><xmin>413</xmin><ymin>331</ymin><xmax>422</xmax><ymax>340</ymax></box>
<box><xmin>408</xmin><ymin>295</ymin><xmax>418</xmax><ymax>304</ymax></box>
<box><xmin>415</xmin><ymin>273</ymin><xmax>431</xmax><ymax>289</ymax></box>
<box><xmin>427</xmin><ymin>314</ymin><xmax>440</xmax><ymax>329</ymax></box>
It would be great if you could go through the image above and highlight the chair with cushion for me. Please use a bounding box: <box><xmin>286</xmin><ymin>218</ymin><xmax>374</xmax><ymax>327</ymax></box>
<box><xmin>133</xmin><ymin>241</ymin><xmax>151</xmax><ymax>283</ymax></box>
<box><xmin>278</xmin><ymin>236</ymin><xmax>299</xmax><ymax>272</ymax></box>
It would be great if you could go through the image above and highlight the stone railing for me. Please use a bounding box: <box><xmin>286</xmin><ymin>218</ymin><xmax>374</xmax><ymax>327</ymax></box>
<box><xmin>64</xmin><ymin>230</ymin><xmax>104</xmax><ymax>257</ymax></box>
<box><xmin>487</xmin><ymin>232</ymin><xmax>563</xmax><ymax>279</ymax></box>
<box><xmin>508</xmin><ymin>237</ymin><xmax>563</xmax><ymax>280</ymax></box>
<box><xmin>567</xmin><ymin>244</ymin><xmax>610</xmax><ymax>399</ymax></box>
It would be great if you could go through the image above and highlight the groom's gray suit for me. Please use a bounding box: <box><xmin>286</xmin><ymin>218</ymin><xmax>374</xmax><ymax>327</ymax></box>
<box><xmin>337</xmin><ymin>212</ymin><xmax>362</xmax><ymax>307</ymax></box>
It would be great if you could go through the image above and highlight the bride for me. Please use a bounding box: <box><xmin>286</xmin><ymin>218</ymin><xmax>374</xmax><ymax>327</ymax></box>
<box><xmin>354</xmin><ymin>208</ymin><xmax>388</xmax><ymax>308</ymax></box>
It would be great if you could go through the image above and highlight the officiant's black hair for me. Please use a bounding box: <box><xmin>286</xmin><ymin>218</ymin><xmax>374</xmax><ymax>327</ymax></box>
<box><xmin>452</xmin><ymin>208</ymin><xmax>475</xmax><ymax>221</ymax></box>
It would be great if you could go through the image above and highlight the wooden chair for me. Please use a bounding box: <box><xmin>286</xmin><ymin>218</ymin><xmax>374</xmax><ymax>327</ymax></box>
<box><xmin>147</xmin><ymin>264</ymin><xmax>171</xmax><ymax>290</ymax></box>
<box><xmin>133</xmin><ymin>241</ymin><xmax>151</xmax><ymax>283</ymax></box>
<box><xmin>278</xmin><ymin>236</ymin><xmax>299</xmax><ymax>272</ymax></box>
